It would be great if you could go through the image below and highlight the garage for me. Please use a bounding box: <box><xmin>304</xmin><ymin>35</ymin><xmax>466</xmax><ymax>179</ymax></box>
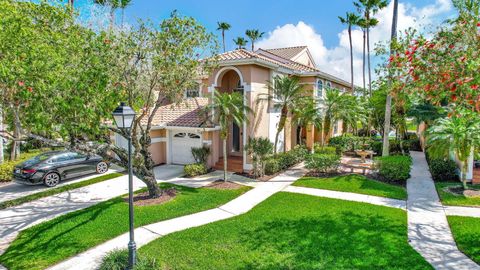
<box><xmin>171</xmin><ymin>131</ymin><xmax>202</xmax><ymax>164</ymax></box>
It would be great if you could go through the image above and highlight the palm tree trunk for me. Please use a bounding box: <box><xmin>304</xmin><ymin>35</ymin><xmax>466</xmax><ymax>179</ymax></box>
<box><xmin>121</xmin><ymin>8</ymin><xmax>125</xmax><ymax>27</ymax></box>
<box><xmin>222</xmin><ymin>31</ymin><xmax>226</xmax><ymax>52</ymax></box>
<box><xmin>348</xmin><ymin>25</ymin><xmax>354</xmax><ymax>93</ymax></box>
<box><xmin>251</xmin><ymin>40</ymin><xmax>254</xmax><ymax>51</ymax></box>
<box><xmin>362</xmin><ymin>29</ymin><xmax>366</xmax><ymax>96</ymax></box>
<box><xmin>298</xmin><ymin>126</ymin><xmax>303</xmax><ymax>145</ymax></box>
<box><xmin>223</xmin><ymin>138</ymin><xmax>228</xmax><ymax>182</ymax></box>
<box><xmin>367</xmin><ymin>26</ymin><xmax>372</xmax><ymax>97</ymax></box>
<box><xmin>109</xmin><ymin>8</ymin><xmax>115</xmax><ymax>28</ymax></box>
<box><xmin>383</xmin><ymin>0</ymin><xmax>398</xmax><ymax>157</ymax></box>
<box><xmin>462</xmin><ymin>161</ymin><xmax>468</xmax><ymax>189</ymax></box>
<box><xmin>274</xmin><ymin>113</ymin><xmax>287</xmax><ymax>153</ymax></box>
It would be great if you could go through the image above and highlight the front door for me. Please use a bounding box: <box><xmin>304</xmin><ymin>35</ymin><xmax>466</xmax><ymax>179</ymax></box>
<box><xmin>231</xmin><ymin>123</ymin><xmax>242</xmax><ymax>156</ymax></box>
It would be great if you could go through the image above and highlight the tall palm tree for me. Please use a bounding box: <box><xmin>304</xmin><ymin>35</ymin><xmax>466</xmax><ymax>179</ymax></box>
<box><xmin>355</xmin><ymin>0</ymin><xmax>388</xmax><ymax>96</ymax></box>
<box><xmin>233</xmin><ymin>37</ymin><xmax>248</xmax><ymax>49</ymax></box>
<box><xmin>206</xmin><ymin>91</ymin><xmax>252</xmax><ymax>181</ymax></box>
<box><xmin>339</xmin><ymin>12</ymin><xmax>361</xmax><ymax>93</ymax></box>
<box><xmin>268</xmin><ymin>75</ymin><xmax>304</xmax><ymax>153</ymax></box>
<box><xmin>291</xmin><ymin>97</ymin><xmax>322</xmax><ymax>147</ymax></box>
<box><xmin>357</xmin><ymin>18</ymin><xmax>367</xmax><ymax>95</ymax></box>
<box><xmin>217</xmin><ymin>22</ymin><xmax>231</xmax><ymax>52</ymax></box>
<box><xmin>322</xmin><ymin>88</ymin><xmax>356</xmax><ymax>142</ymax></box>
<box><xmin>119</xmin><ymin>0</ymin><xmax>132</xmax><ymax>27</ymax></box>
<box><xmin>94</xmin><ymin>0</ymin><xmax>119</xmax><ymax>27</ymax></box>
<box><xmin>382</xmin><ymin>0</ymin><xmax>398</xmax><ymax>156</ymax></box>
<box><xmin>245</xmin><ymin>29</ymin><xmax>265</xmax><ymax>51</ymax></box>
<box><xmin>67</xmin><ymin>0</ymin><xmax>74</xmax><ymax>15</ymax></box>
<box><xmin>427</xmin><ymin>110</ymin><xmax>480</xmax><ymax>189</ymax></box>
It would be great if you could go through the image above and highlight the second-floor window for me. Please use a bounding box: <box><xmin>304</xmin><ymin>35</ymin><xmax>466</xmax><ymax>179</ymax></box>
<box><xmin>326</xmin><ymin>81</ymin><xmax>332</xmax><ymax>89</ymax></box>
<box><xmin>316</xmin><ymin>79</ymin><xmax>323</xmax><ymax>97</ymax></box>
<box><xmin>185</xmin><ymin>82</ymin><xmax>200</xmax><ymax>98</ymax></box>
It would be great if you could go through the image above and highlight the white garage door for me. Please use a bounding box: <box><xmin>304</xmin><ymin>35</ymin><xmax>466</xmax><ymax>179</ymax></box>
<box><xmin>171</xmin><ymin>132</ymin><xmax>202</xmax><ymax>165</ymax></box>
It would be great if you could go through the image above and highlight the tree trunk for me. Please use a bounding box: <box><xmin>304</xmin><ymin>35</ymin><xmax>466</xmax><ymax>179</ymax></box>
<box><xmin>274</xmin><ymin>112</ymin><xmax>287</xmax><ymax>153</ymax></box>
<box><xmin>121</xmin><ymin>8</ymin><xmax>125</xmax><ymax>27</ymax></box>
<box><xmin>362</xmin><ymin>29</ymin><xmax>366</xmax><ymax>96</ymax></box>
<box><xmin>348</xmin><ymin>25</ymin><xmax>354</xmax><ymax>93</ymax></box>
<box><xmin>222</xmin><ymin>31</ymin><xmax>226</xmax><ymax>52</ymax></box>
<box><xmin>323</xmin><ymin>115</ymin><xmax>332</xmax><ymax>144</ymax></box>
<box><xmin>298</xmin><ymin>126</ymin><xmax>303</xmax><ymax>145</ymax></box>
<box><xmin>223</xmin><ymin>138</ymin><xmax>227</xmax><ymax>181</ymax></box>
<box><xmin>462</xmin><ymin>161</ymin><xmax>468</xmax><ymax>190</ymax></box>
<box><xmin>251</xmin><ymin>40</ymin><xmax>254</xmax><ymax>51</ymax></box>
<box><xmin>367</xmin><ymin>26</ymin><xmax>372</xmax><ymax>96</ymax></box>
<box><xmin>383</xmin><ymin>0</ymin><xmax>398</xmax><ymax>157</ymax></box>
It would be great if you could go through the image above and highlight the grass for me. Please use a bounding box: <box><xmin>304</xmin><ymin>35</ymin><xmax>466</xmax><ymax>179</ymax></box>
<box><xmin>293</xmin><ymin>174</ymin><xmax>407</xmax><ymax>200</ymax></box>
<box><xmin>0</xmin><ymin>172</ymin><xmax>124</xmax><ymax>210</ymax></box>
<box><xmin>448</xmin><ymin>216</ymin><xmax>480</xmax><ymax>264</ymax></box>
<box><xmin>139</xmin><ymin>192</ymin><xmax>431</xmax><ymax>269</ymax></box>
<box><xmin>435</xmin><ymin>182</ymin><xmax>480</xmax><ymax>207</ymax></box>
<box><xmin>0</xmin><ymin>184</ymin><xmax>250</xmax><ymax>270</ymax></box>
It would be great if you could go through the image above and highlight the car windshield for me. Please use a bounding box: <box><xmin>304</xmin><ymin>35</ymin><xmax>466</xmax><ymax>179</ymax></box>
<box><xmin>22</xmin><ymin>153</ymin><xmax>54</xmax><ymax>167</ymax></box>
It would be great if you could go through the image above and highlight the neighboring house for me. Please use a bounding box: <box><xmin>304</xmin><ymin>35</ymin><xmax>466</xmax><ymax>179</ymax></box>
<box><xmin>115</xmin><ymin>46</ymin><xmax>351</xmax><ymax>172</ymax></box>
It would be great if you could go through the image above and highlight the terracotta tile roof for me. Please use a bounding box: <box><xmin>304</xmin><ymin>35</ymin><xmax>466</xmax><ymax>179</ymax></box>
<box><xmin>217</xmin><ymin>48</ymin><xmax>318</xmax><ymax>73</ymax></box>
<box><xmin>144</xmin><ymin>97</ymin><xmax>209</xmax><ymax>127</ymax></box>
<box><xmin>264</xmin><ymin>46</ymin><xmax>307</xmax><ymax>60</ymax></box>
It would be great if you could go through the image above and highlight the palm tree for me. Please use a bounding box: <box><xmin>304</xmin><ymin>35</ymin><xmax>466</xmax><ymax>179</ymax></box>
<box><xmin>119</xmin><ymin>0</ymin><xmax>132</xmax><ymax>26</ymax></box>
<box><xmin>427</xmin><ymin>110</ymin><xmax>480</xmax><ymax>189</ymax></box>
<box><xmin>291</xmin><ymin>97</ymin><xmax>322</xmax><ymax>147</ymax></box>
<box><xmin>382</xmin><ymin>0</ymin><xmax>398</xmax><ymax>156</ymax></box>
<box><xmin>268</xmin><ymin>75</ymin><xmax>304</xmax><ymax>153</ymax></box>
<box><xmin>339</xmin><ymin>12</ymin><xmax>361</xmax><ymax>93</ymax></box>
<box><xmin>94</xmin><ymin>0</ymin><xmax>119</xmax><ymax>27</ymax></box>
<box><xmin>245</xmin><ymin>29</ymin><xmax>265</xmax><ymax>51</ymax></box>
<box><xmin>206</xmin><ymin>91</ymin><xmax>252</xmax><ymax>181</ymax></box>
<box><xmin>217</xmin><ymin>22</ymin><xmax>231</xmax><ymax>52</ymax></box>
<box><xmin>67</xmin><ymin>0</ymin><xmax>74</xmax><ymax>15</ymax></box>
<box><xmin>233</xmin><ymin>37</ymin><xmax>248</xmax><ymax>49</ymax></box>
<box><xmin>355</xmin><ymin>0</ymin><xmax>388</xmax><ymax>96</ymax></box>
<box><xmin>322</xmin><ymin>88</ymin><xmax>360</xmax><ymax>143</ymax></box>
<box><xmin>357</xmin><ymin>18</ymin><xmax>367</xmax><ymax>95</ymax></box>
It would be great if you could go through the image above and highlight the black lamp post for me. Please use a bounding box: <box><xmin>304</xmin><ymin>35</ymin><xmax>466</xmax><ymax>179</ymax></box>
<box><xmin>112</xmin><ymin>102</ymin><xmax>136</xmax><ymax>269</ymax></box>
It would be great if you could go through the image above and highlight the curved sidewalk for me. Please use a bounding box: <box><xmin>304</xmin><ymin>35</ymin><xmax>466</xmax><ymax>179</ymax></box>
<box><xmin>407</xmin><ymin>151</ymin><xmax>480</xmax><ymax>270</ymax></box>
<box><xmin>47</xmin><ymin>165</ymin><xmax>307</xmax><ymax>270</ymax></box>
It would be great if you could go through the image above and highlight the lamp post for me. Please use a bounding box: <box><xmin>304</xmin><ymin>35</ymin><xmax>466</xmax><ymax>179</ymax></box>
<box><xmin>112</xmin><ymin>102</ymin><xmax>136</xmax><ymax>269</ymax></box>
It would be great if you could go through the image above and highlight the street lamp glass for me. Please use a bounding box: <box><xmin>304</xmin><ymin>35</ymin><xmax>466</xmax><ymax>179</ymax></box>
<box><xmin>112</xmin><ymin>102</ymin><xmax>136</xmax><ymax>129</ymax></box>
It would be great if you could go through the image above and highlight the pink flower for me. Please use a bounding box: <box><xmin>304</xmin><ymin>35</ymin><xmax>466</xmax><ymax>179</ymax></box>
<box><xmin>18</xmin><ymin>81</ymin><xmax>24</xmax><ymax>87</ymax></box>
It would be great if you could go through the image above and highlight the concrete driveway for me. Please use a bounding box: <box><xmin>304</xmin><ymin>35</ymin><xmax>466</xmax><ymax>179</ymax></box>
<box><xmin>0</xmin><ymin>165</ymin><xmax>123</xmax><ymax>204</ymax></box>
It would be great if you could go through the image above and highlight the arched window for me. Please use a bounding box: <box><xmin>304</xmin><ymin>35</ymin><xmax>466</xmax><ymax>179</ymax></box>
<box><xmin>326</xmin><ymin>82</ymin><xmax>332</xmax><ymax>89</ymax></box>
<box><xmin>316</xmin><ymin>79</ymin><xmax>323</xmax><ymax>97</ymax></box>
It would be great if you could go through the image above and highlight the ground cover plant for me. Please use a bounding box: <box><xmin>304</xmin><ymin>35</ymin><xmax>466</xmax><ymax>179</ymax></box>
<box><xmin>0</xmin><ymin>184</ymin><xmax>250</xmax><ymax>270</ymax></box>
<box><xmin>138</xmin><ymin>192</ymin><xmax>431</xmax><ymax>269</ymax></box>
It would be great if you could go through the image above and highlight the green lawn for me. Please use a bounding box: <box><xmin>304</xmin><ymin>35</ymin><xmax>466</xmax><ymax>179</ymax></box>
<box><xmin>436</xmin><ymin>182</ymin><xmax>480</xmax><ymax>207</ymax></box>
<box><xmin>0</xmin><ymin>184</ymin><xmax>250</xmax><ymax>270</ymax></box>
<box><xmin>0</xmin><ymin>172</ymin><xmax>124</xmax><ymax>210</ymax></box>
<box><xmin>293</xmin><ymin>174</ymin><xmax>407</xmax><ymax>200</ymax></box>
<box><xmin>139</xmin><ymin>192</ymin><xmax>430</xmax><ymax>269</ymax></box>
<box><xmin>448</xmin><ymin>216</ymin><xmax>480</xmax><ymax>264</ymax></box>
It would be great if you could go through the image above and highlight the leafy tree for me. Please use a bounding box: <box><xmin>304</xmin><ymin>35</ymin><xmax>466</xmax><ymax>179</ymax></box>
<box><xmin>245</xmin><ymin>29</ymin><xmax>264</xmax><ymax>51</ymax></box>
<box><xmin>427</xmin><ymin>109</ymin><xmax>480</xmax><ymax>189</ymax></box>
<box><xmin>206</xmin><ymin>91</ymin><xmax>252</xmax><ymax>181</ymax></box>
<box><xmin>245</xmin><ymin>137</ymin><xmax>273</xmax><ymax>178</ymax></box>
<box><xmin>267</xmin><ymin>75</ymin><xmax>304</xmax><ymax>153</ymax></box>
<box><xmin>339</xmin><ymin>12</ymin><xmax>361</xmax><ymax>93</ymax></box>
<box><xmin>217</xmin><ymin>21</ymin><xmax>231</xmax><ymax>52</ymax></box>
<box><xmin>233</xmin><ymin>37</ymin><xmax>248</xmax><ymax>49</ymax></box>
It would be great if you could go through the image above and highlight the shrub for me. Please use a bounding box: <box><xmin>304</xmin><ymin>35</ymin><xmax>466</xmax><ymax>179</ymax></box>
<box><xmin>184</xmin><ymin>163</ymin><xmax>207</xmax><ymax>177</ymax></box>
<box><xmin>314</xmin><ymin>144</ymin><xmax>337</xmax><ymax>155</ymax></box>
<box><xmin>276</xmin><ymin>152</ymin><xmax>297</xmax><ymax>170</ymax></box>
<box><xmin>264</xmin><ymin>158</ymin><xmax>281</xmax><ymax>175</ymax></box>
<box><xmin>370</xmin><ymin>140</ymin><xmax>383</xmax><ymax>155</ymax></box>
<box><xmin>305</xmin><ymin>153</ymin><xmax>341</xmax><ymax>173</ymax></box>
<box><xmin>191</xmin><ymin>146</ymin><xmax>210</xmax><ymax>165</ymax></box>
<box><xmin>428</xmin><ymin>158</ymin><xmax>458</xmax><ymax>181</ymax></box>
<box><xmin>328</xmin><ymin>135</ymin><xmax>352</xmax><ymax>152</ymax></box>
<box><xmin>99</xmin><ymin>249</ymin><xmax>160</xmax><ymax>270</ymax></box>
<box><xmin>245</xmin><ymin>137</ymin><xmax>273</xmax><ymax>178</ymax></box>
<box><xmin>375</xmin><ymin>156</ymin><xmax>412</xmax><ymax>182</ymax></box>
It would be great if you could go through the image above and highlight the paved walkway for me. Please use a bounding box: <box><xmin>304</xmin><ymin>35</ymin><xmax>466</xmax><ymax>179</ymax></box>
<box><xmin>444</xmin><ymin>206</ymin><xmax>480</xmax><ymax>218</ymax></box>
<box><xmin>284</xmin><ymin>186</ymin><xmax>406</xmax><ymax>210</ymax></box>
<box><xmin>407</xmin><ymin>151</ymin><xmax>480</xmax><ymax>270</ymax></box>
<box><xmin>0</xmin><ymin>165</ymin><xmax>183</xmax><ymax>255</ymax></box>
<box><xmin>47</xmin><ymin>164</ymin><xmax>307</xmax><ymax>270</ymax></box>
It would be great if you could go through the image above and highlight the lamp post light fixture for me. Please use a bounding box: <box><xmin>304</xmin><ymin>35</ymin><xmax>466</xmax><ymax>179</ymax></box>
<box><xmin>112</xmin><ymin>102</ymin><xmax>136</xmax><ymax>269</ymax></box>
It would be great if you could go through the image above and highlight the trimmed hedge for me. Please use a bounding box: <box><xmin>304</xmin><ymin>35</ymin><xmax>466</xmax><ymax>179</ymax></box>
<box><xmin>305</xmin><ymin>153</ymin><xmax>341</xmax><ymax>173</ymax></box>
<box><xmin>375</xmin><ymin>155</ymin><xmax>412</xmax><ymax>182</ymax></box>
<box><xmin>184</xmin><ymin>163</ymin><xmax>207</xmax><ymax>177</ymax></box>
<box><xmin>314</xmin><ymin>145</ymin><xmax>337</xmax><ymax>155</ymax></box>
<box><xmin>264</xmin><ymin>145</ymin><xmax>309</xmax><ymax>175</ymax></box>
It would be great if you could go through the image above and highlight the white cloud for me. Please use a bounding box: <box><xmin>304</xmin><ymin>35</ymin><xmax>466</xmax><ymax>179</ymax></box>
<box><xmin>256</xmin><ymin>0</ymin><xmax>453</xmax><ymax>86</ymax></box>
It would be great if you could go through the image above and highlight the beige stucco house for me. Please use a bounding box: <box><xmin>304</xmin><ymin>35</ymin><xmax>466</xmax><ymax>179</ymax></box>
<box><xmin>115</xmin><ymin>46</ymin><xmax>351</xmax><ymax>172</ymax></box>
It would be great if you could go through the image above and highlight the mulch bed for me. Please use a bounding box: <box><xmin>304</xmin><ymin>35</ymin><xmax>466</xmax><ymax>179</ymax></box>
<box><xmin>206</xmin><ymin>180</ymin><xmax>243</xmax><ymax>190</ymax></box>
<box><xmin>235</xmin><ymin>171</ymin><xmax>278</xmax><ymax>182</ymax></box>
<box><xmin>443</xmin><ymin>186</ymin><xmax>480</xmax><ymax>198</ymax></box>
<box><xmin>124</xmin><ymin>187</ymin><xmax>177</xmax><ymax>206</ymax></box>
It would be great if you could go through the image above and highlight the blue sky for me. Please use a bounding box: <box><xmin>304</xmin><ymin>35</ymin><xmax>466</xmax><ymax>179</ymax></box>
<box><xmin>73</xmin><ymin>0</ymin><xmax>455</xmax><ymax>82</ymax></box>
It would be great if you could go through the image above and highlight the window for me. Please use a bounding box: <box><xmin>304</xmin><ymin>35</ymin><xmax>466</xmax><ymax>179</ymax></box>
<box><xmin>188</xmin><ymin>133</ymin><xmax>201</xmax><ymax>139</ymax></box>
<box><xmin>185</xmin><ymin>82</ymin><xmax>200</xmax><ymax>98</ymax></box>
<box><xmin>316</xmin><ymin>79</ymin><xmax>323</xmax><ymax>97</ymax></box>
<box><xmin>174</xmin><ymin>133</ymin><xmax>186</xmax><ymax>138</ymax></box>
<box><xmin>326</xmin><ymin>82</ymin><xmax>332</xmax><ymax>89</ymax></box>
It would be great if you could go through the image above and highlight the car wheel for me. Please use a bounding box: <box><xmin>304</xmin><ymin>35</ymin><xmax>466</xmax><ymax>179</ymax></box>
<box><xmin>96</xmin><ymin>162</ymin><xmax>108</xmax><ymax>174</ymax></box>
<box><xmin>44</xmin><ymin>172</ymin><xmax>60</xmax><ymax>187</ymax></box>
